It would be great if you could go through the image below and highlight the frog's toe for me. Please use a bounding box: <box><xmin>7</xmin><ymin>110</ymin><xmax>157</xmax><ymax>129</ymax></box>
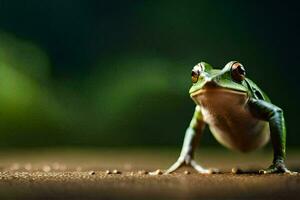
<box><xmin>190</xmin><ymin>160</ymin><xmax>218</xmax><ymax>174</ymax></box>
<box><xmin>259</xmin><ymin>168</ymin><xmax>276</xmax><ymax>174</ymax></box>
<box><xmin>259</xmin><ymin>168</ymin><xmax>296</xmax><ymax>175</ymax></box>
<box><xmin>195</xmin><ymin>167</ymin><xmax>212</xmax><ymax>174</ymax></box>
<box><xmin>164</xmin><ymin>159</ymin><xmax>185</xmax><ymax>174</ymax></box>
<box><xmin>196</xmin><ymin>167</ymin><xmax>219</xmax><ymax>174</ymax></box>
<box><xmin>285</xmin><ymin>171</ymin><xmax>298</xmax><ymax>175</ymax></box>
<box><xmin>259</xmin><ymin>163</ymin><xmax>296</xmax><ymax>174</ymax></box>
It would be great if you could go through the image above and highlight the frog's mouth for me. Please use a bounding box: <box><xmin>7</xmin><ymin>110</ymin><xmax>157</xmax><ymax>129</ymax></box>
<box><xmin>190</xmin><ymin>82</ymin><xmax>249</xmax><ymax>111</ymax></box>
<box><xmin>190</xmin><ymin>82</ymin><xmax>247</xmax><ymax>98</ymax></box>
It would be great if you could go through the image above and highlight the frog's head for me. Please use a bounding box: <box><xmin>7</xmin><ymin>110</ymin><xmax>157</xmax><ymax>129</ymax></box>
<box><xmin>189</xmin><ymin>61</ymin><xmax>249</xmax><ymax>97</ymax></box>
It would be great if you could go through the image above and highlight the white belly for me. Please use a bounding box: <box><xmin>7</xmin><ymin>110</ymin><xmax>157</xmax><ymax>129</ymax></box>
<box><xmin>191</xmin><ymin>87</ymin><xmax>270</xmax><ymax>152</ymax></box>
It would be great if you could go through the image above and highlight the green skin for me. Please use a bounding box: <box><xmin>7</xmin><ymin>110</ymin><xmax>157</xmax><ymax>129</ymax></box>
<box><xmin>165</xmin><ymin>61</ymin><xmax>293</xmax><ymax>174</ymax></box>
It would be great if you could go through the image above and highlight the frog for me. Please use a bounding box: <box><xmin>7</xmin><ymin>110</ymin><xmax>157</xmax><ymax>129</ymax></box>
<box><xmin>165</xmin><ymin>61</ymin><xmax>294</xmax><ymax>174</ymax></box>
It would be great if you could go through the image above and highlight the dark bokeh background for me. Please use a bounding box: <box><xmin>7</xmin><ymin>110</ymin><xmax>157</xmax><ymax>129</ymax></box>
<box><xmin>0</xmin><ymin>0</ymin><xmax>299</xmax><ymax>148</ymax></box>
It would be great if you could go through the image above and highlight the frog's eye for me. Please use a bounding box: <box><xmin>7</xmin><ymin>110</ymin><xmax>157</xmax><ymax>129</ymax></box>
<box><xmin>231</xmin><ymin>62</ymin><xmax>246</xmax><ymax>82</ymax></box>
<box><xmin>191</xmin><ymin>63</ymin><xmax>203</xmax><ymax>83</ymax></box>
<box><xmin>191</xmin><ymin>69</ymin><xmax>200</xmax><ymax>83</ymax></box>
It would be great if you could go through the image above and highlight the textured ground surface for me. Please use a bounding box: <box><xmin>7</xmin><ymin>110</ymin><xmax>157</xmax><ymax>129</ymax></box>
<box><xmin>0</xmin><ymin>148</ymin><xmax>299</xmax><ymax>199</ymax></box>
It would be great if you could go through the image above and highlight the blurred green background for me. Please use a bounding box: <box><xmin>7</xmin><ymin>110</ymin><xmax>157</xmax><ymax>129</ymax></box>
<box><xmin>0</xmin><ymin>0</ymin><xmax>299</xmax><ymax>148</ymax></box>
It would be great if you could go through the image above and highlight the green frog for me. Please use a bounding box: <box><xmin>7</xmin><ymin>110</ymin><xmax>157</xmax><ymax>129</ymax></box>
<box><xmin>165</xmin><ymin>61</ymin><xmax>293</xmax><ymax>174</ymax></box>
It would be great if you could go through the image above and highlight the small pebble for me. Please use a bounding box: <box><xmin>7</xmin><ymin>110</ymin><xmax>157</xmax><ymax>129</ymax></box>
<box><xmin>149</xmin><ymin>169</ymin><xmax>163</xmax><ymax>176</ymax></box>
<box><xmin>138</xmin><ymin>170</ymin><xmax>148</xmax><ymax>175</ymax></box>
<box><xmin>184</xmin><ymin>170</ymin><xmax>190</xmax><ymax>175</ymax></box>
<box><xmin>112</xmin><ymin>169</ymin><xmax>121</xmax><ymax>174</ymax></box>
<box><xmin>105</xmin><ymin>170</ymin><xmax>111</xmax><ymax>174</ymax></box>
<box><xmin>89</xmin><ymin>171</ymin><xmax>95</xmax><ymax>175</ymax></box>
<box><xmin>232</xmin><ymin>167</ymin><xmax>242</xmax><ymax>174</ymax></box>
<box><xmin>42</xmin><ymin>165</ymin><xmax>51</xmax><ymax>172</ymax></box>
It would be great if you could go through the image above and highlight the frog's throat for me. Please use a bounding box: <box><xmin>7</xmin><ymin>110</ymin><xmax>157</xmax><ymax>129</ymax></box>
<box><xmin>190</xmin><ymin>87</ymin><xmax>247</xmax><ymax>98</ymax></box>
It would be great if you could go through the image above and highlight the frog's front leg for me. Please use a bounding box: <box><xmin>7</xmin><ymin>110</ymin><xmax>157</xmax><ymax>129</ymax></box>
<box><xmin>249</xmin><ymin>99</ymin><xmax>295</xmax><ymax>174</ymax></box>
<box><xmin>165</xmin><ymin>106</ymin><xmax>214</xmax><ymax>174</ymax></box>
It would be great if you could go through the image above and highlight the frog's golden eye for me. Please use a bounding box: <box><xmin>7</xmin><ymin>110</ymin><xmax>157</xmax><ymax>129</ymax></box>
<box><xmin>231</xmin><ymin>62</ymin><xmax>246</xmax><ymax>82</ymax></box>
<box><xmin>191</xmin><ymin>69</ymin><xmax>200</xmax><ymax>83</ymax></box>
<box><xmin>191</xmin><ymin>63</ymin><xmax>203</xmax><ymax>83</ymax></box>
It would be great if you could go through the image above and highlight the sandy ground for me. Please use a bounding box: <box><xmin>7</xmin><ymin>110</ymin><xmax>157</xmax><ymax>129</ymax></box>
<box><xmin>0</xmin><ymin>148</ymin><xmax>299</xmax><ymax>199</ymax></box>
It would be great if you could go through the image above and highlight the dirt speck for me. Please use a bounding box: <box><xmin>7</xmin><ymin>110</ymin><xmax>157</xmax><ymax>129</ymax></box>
<box><xmin>89</xmin><ymin>171</ymin><xmax>96</xmax><ymax>175</ymax></box>
<box><xmin>184</xmin><ymin>170</ymin><xmax>190</xmax><ymax>175</ymax></box>
<box><xmin>232</xmin><ymin>167</ymin><xmax>242</xmax><ymax>174</ymax></box>
<box><xmin>112</xmin><ymin>169</ymin><xmax>121</xmax><ymax>174</ymax></box>
<box><xmin>149</xmin><ymin>169</ymin><xmax>163</xmax><ymax>175</ymax></box>
<box><xmin>138</xmin><ymin>170</ymin><xmax>148</xmax><ymax>175</ymax></box>
<box><xmin>42</xmin><ymin>165</ymin><xmax>51</xmax><ymax>172</ymax></box>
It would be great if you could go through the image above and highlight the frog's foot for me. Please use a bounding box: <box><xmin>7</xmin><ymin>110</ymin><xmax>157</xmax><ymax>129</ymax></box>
<box><xmin>259</xmin><ymin>162</ymin><xmax>297</xmax><ymax>175</ymax></box>
<box><xmin>164</xmin><ymin>158</ymin><xmax>218</xmax><ymax>174</ymax></box>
